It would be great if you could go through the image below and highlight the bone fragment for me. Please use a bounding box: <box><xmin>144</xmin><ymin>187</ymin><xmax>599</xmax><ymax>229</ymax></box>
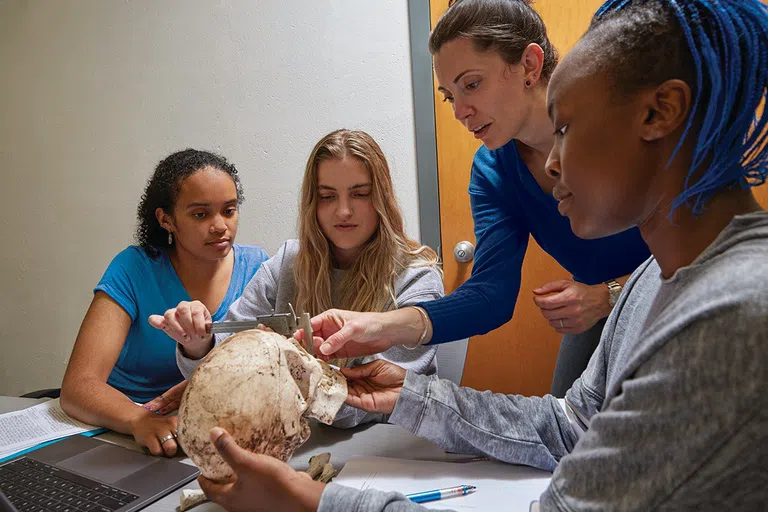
<box><xmin>179</xmin><ymin>489</ymin><xmax>207</xmax><ymax>512</ymax></box>
<box><xmin>317</xmin><ymin>462</ymin><xmax>338</xmax><ymax>483</ymax></box>
<box><xmin>305</xmin><ymin>452</ymin><xmax>331</xmax><ymax>479</ymax></box>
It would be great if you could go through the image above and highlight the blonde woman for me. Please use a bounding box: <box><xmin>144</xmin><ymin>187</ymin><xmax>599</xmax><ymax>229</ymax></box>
<box><xmin>151</xmin><ymin>129</ymin><xmax>444</xmax><ymax>427</ymax></box>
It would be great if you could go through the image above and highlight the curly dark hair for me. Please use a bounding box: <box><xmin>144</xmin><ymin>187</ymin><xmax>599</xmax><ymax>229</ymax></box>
<box><xmin>135</xmin><ymin>149</ymin><xmax>245</xmax><ymax>257</ymax></box>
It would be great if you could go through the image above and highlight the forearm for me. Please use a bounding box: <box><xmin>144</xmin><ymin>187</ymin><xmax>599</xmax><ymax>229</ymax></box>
<box><xmin>419</xmin><ymin>284</ymin><xmax>518</xmax><ymax>344</ymax></box>
<box><xmin>390</xmin><ymin>372</ymin><xmax>578</xmax><ymax>471</ymax></box>
<box><xmin>419</xmin><ymin>231</ymin><xmax>527</xmax><ymax>344</ymax></box>
<box><xmin>377</xmin><ymin>307</ymin><xmax>433</xmax><ymax>346</ymax></box>
<box><xmin>384</xmin><ymin>271</ymin><xmax>521</xmax><ymax>347</ymax></box>
<box><xmin>60</xmin><ymin>377</ymin><xmax>148</xmax><ymax>435</ymax></box>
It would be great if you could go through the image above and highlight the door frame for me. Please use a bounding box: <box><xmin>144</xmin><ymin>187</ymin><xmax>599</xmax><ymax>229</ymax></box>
<box><xmin>408</xmin><ymin>0</ymin><xmax>442</xmax><ymax>254</ymax></box>
<box><xmin>408</xmin><ymin>0</ymin><xmax>469</xmax><ymax>386</ymax></box>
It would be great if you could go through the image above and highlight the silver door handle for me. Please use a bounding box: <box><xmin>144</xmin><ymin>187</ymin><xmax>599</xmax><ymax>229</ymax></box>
<box><xmin>453</xmin><ymin>241</ymin><xmax>475</xmax><ymax>263</ymax></box>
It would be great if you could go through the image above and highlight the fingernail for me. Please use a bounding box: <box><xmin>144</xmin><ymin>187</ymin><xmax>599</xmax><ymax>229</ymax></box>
<box><xmin>144</xmin><ymin>405</ymin><xmax>152</xmax><ymax>411</ymax></box>
<box><xmin>320</xmin><ymin>343</ymin><xmax>331</xmax><ymax>355</ymax></box>
<box><xmin>154</xmin><ymin>410</ymin><xmax>160</xmax><ymax>415</ymax></box>
<box><xmin>210</xmin><ymin>427</ymin><xmax>225</xmax><ymax>443</ymax></box>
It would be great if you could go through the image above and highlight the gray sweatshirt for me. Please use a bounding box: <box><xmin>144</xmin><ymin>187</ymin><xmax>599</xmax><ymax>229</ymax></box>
<box><xmin>320</xmin><ymin>212</ymin><xmax>768</xmax><ymax>511</ymax></box>
<box><xmin>177</xmin><ymin>239</ymin><xmax>444</xmax><ymax>428</ymax></box>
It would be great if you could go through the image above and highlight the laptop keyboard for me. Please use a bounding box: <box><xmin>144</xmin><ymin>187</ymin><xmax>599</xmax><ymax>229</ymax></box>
<box><xmin>0</xmin><ymin>458</ymin><xmax>139</xmax><ymax>512</ymax></box>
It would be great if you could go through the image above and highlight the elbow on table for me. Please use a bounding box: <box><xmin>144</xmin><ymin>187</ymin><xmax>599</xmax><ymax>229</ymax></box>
<box><xmin>59</xmin><ymin>376</ymin><xmax>95</xmax><ymax>422</ymax></box>
<box><xmin>59</xmin><ymin>384</ymin><xmax>78</xmax><ymax>418</ymax></box>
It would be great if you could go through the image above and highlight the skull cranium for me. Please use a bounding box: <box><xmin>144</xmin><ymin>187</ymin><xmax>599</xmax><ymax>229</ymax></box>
<box><xmin>177</xmin><ymin>329</ymin><xmax>347</xmax><ymax>481</ymax></box>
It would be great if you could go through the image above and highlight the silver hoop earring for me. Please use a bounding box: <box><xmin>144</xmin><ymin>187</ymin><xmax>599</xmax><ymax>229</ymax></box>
<box><xmin>168</xmin><ymin>232</ymin><xmax>173</xmax><ymax>245</ymax></box>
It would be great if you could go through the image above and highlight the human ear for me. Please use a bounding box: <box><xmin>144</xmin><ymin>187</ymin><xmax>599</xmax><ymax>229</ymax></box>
<box><xmin>155</xmin><ymin>207</ymin><xmax>174</xmax><ymax>231</ymax></box>
<box><xmin>521</xmin><ymin>43</ymin><xmax>545</xmax><ymax>87</ymax></box>
<box><xmin>640</xmin><ymin>79</ymin><xmax>692</xmax><ymax>142</ymax></box>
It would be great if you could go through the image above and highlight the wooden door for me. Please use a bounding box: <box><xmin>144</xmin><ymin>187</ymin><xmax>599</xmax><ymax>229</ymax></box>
<box><xmin>430</xmin><ymin>0</ymin><xmax>768</xmax><ymax>396</ymax></box>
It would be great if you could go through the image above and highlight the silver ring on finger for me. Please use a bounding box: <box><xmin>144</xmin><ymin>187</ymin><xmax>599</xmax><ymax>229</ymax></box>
<box><xmin>559</xmin><ymin>319</ymin><xmax>564</xmax><ymax>329</ymax></box>
<box><xmin>160</xmin><ymin>433</ymin><xmax>175</xmax><ymax>445</ymax></box>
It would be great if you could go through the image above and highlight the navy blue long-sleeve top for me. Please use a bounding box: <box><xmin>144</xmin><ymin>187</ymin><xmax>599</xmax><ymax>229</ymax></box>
<box><xmin>420</xmin><ymin>140</ymin><xmax>650</xmax><ymax>344</ymax></box>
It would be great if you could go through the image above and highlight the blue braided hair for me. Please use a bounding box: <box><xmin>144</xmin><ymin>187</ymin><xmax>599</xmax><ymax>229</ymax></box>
<box><xmin>587</xmin><ymin>0</ymin><xmax>768</xmax><ymax>214</ymax></box>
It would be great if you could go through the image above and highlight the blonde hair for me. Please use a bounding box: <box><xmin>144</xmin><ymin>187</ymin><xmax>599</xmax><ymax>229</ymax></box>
<box><xmin>295</xmin><ymin>129</ymin><xmax>441</xmax><ymax>319</ymax></box>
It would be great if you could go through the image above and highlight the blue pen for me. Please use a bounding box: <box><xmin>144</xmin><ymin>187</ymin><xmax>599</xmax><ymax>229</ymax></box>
<box><xmin>405</xmin><ymin>484</ymin><xmax>476</xmax><ymax>504</ymax></box>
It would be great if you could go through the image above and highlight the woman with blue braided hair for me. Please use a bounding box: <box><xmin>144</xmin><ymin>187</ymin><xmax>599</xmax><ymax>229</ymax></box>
<box><xmin>191</xmin><ymin>1</ymin><xmax>768</xmax><ymax>510</ymax></box>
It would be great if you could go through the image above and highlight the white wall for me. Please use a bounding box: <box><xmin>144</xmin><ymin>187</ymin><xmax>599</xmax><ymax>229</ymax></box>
<box><xmin>0</xmin><ymin>0</ymin><xmax>421</xmax><ymax>396</ymax></box>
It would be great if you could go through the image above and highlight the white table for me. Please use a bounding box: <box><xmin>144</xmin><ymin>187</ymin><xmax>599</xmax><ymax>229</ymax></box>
<box><xmin>1</xmin><ymin>397</ymin><xmax>492</xmax><ymax>512</ymax></box>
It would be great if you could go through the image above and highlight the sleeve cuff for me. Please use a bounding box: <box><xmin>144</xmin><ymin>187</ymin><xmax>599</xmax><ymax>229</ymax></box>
<box><xmin>318</xmin><ymin>483</ymin><xmax>414</xmax><ymax>512</ymax></box>
<box><xmin>176</xmin><ymin>333</ymin><xmax>224</xmax><ymax>380</ymax></box>
<box><xmin>176</xmin><ymin>343</ymin><xmax>203</xmax><ymax>380</ymax></box>
<box><xmin>93</xmin><ymin>284</ymin><xmax>137</xmax><ymax>322</ymax></box>
<box><xmin>388</xmin><ymin>371</ymin><xmax>433</xmax><ymax>435</ymax></box>
<box><xmin>318</xmin><ymin>483</ymin><xmax>364</xmax><ymax>512</ymax></box>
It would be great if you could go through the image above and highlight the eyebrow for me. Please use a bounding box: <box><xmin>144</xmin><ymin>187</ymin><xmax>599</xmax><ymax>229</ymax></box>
<box><xmin>453</xmin><ymin>69</ymin><xmax>480</xmax><ymax>84</ymax></box>
<box><xmin>437</xmin><ymin>69</ymin><xmax>482</xmax><ymax>93</ymax></box>
<box><xmin>318</xmin><ymin>183</ymin><xmax>372</xmax><ymax>191</ymax></box>
<box><xmin>185</xmin><ymin>199</ymin><xmax>238</xmax><ymax>208</ymax></box>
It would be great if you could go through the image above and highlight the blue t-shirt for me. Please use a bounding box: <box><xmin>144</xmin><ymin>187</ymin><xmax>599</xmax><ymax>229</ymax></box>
<box><xmin>95</xmin><ymin>244</ymin><xmax>269</xmax><ymax>402</ymax></box>
<box><xmin>422</xmin><ymin>140</ymin><xmax>651</xmax><ymax>343</ymax></box>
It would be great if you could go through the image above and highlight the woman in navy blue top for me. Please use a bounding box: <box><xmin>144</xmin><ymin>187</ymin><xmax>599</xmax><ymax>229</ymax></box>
<box><xmin>305</xmin><ymin>0</ymin><xmax>650</xmax><ymax>396</ymax></box>
<box><xmin>60</xmin><ymin>150</ymin><xmax>268</xmax><ymax>457</ymax></box>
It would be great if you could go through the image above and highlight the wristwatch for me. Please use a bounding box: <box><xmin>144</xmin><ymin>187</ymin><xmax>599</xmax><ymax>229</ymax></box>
<box><xmin>605</xmin><ymin>280</ymin><xmax>622</xmax><ymax>308</ymax></box>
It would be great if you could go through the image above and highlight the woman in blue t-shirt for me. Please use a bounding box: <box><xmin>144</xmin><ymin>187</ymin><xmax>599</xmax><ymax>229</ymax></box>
<box><xmin>305</xmin><ymin>0</ymin><xmax>650</xmax><ymax>396</ymax></box>
<box><xmin>60</xmin><ymin>149</ymin><xmax>268</xmax><ymax>457</ymax></box>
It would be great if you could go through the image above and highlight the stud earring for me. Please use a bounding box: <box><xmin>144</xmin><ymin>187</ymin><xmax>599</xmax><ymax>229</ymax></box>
<box><xmin>168</xmin><ymin>231</ymin><xmax>173</xmax><ymax>245</ymax></box>
<box><xmin>525</xmin><ymin>80</ymin><xmax>531</xmax><ymax>87</ymax></box>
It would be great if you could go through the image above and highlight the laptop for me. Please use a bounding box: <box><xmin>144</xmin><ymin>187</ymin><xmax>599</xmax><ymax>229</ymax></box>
<box><xmin>0</xmin><ymin>435</ymin><xmax>199</xmax><ymax>512</ymax></box>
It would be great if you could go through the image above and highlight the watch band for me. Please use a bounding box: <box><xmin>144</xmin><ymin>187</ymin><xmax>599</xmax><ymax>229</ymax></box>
<box><xmin>605</xmin><ymin>279</ymin><xmax>622</xmax><ymax>308</ymax></box>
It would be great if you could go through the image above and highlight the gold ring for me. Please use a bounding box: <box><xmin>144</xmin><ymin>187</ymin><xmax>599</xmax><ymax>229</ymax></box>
<box><xmin>160</xmin><ymin>433</ymin><xmax>175</xmax><ymax>445</ymax></box>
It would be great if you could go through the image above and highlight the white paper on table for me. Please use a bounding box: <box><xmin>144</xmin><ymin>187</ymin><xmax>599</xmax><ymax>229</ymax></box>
<box><xmin>335</xmin><ymin>456</ymin><xmax>551</xmax><ymax>511</ymax></box>
<box><xmin>0</xmin><ymin>399</ymin><xmax>100</xmax><ymax>459</ymax></box>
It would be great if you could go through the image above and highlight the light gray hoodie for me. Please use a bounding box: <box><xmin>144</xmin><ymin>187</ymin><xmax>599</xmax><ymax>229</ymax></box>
<box><xmin>320</xmin><ymin>212</ymin><xmax>768</xmax><ymax>511</ymax></box>
<box><xmin>177</xmin><ymin>239</ymin><xmax>444</xmax><ymax>428</ymax></box>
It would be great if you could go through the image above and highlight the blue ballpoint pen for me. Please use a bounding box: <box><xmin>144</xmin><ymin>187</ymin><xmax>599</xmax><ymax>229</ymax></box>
<box><xmin>405</xmin><ymin>484</ymin><xmax>477</xmax><ymax>504</ymax></box>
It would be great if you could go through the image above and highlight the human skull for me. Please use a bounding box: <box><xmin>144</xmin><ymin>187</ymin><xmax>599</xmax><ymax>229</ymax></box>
<box><xmin>177</xmin><ymin>329</ymin><xmax>347</xmax><ymax>481</ymax></box>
